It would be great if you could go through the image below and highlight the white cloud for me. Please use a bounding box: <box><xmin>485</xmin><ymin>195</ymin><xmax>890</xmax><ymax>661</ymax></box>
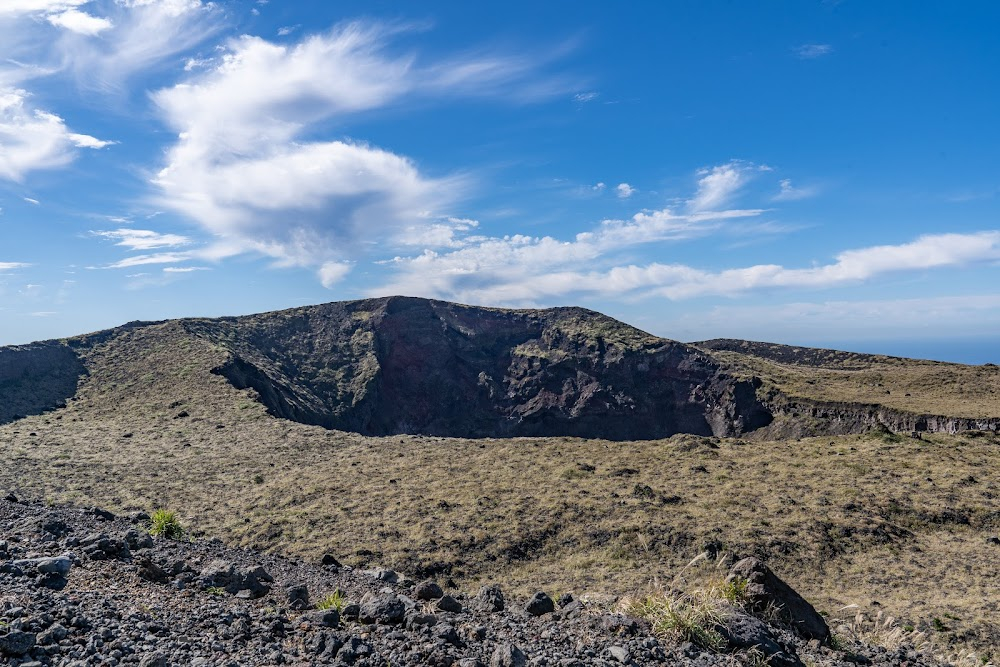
<box><xmin>592</xmin><ymin>182</ymin><xmax>606</xmax><ymax>192</ymax></box>
<box><xmin>0</xmin><ymin>0</ymin><xmax>221</xmax><ymax>93</ymax></box>
<box><xmin>573</xmin><ymin>91</ymin><xmax>598</xmax><ymax>103</ymax></box>
<box><xmin>373</xmin><ymin>223</ymin><xmax>1000</xmax><ymax>305</ymax></box>
<box><xmin>0</xmin><ymin>88</ymin><xmax>111</xmax><ymax>181</ymax></box>
<box><xmin>795</xmin><ymin>43</ymin><xmax>833</xmax><ymax>59</ymax></box>
<box><xmin>687</xmin><ymin>160</ymin><xmax>757</xmax><ymax>212</ymax></box>
<box><xmin>103</xmin><ymin>251</ymin><xmax>192</xmax><ymax>268</ymax></box>
<box><xmin>616</xmin><ymin>183</ymin><xmax>635</xmax><ymax>199</ymax></box>
<box><xmin>0</xmin><ymin>1</ymin><xmax>88</xmax><ymax>15</ymax></box>
<box><xmin>23</xmin><ymin>197</ymin><xmax>39</xmax><ymax>204</ymax></box>
<box><xmin>773</xmin><ymin>178</ymin><xmax>819</xmax><ymax>201</ymax></box>
<box><xmin>162</xmin><ymin>266</ymin><xmax>207</xmax><ymax>273</ymax></box>
<box><xmin>68</xmin><ymin>132</ymin><xmax>116</xmax><ymax>149</ymax></box>
<box><xmin>149</xmin><ymin>21</ymin><xmax>565</xmax><ymax>276</ymax></box>
<box><xmin>396</xmin><ymin>217</ymin><xmax>480</xmax><ymax>249</ymax></box>
<box><xmin>92</xmin><ymin>228</ymin><xmax>191</xmax><ymax>250</ymax></box>
<box><xmin>373</xmin><ymin>192</ymin><xmax>768</xmax><ymax>304</ymax></box>
<box><xmin>0</xmin><ymin>262</ymin><xmax>30</xmax><ymax>272</ymax></box>
<box><xmin>318</xmin><ymin>261</ymin><xmax>352</xmax><ymax>288</ymax></box>
<box><xmin>47</xmin><ymin>8</ymin><xmax>113</xmax><ymax>35</ymax></box>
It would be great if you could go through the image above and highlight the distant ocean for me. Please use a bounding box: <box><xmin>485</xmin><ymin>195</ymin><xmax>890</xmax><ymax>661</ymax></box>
<box><xmin>816</xmin><ymin>339</ymin><xmax>998</xmax><ymax>365</ymax></box>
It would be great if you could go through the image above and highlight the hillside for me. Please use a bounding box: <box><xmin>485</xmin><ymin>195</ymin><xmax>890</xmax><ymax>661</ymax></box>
<box><xmin>0</xmin><ymin>298</ymin><xmax>998</xmax><ymax>661</ymax></box>
<box><xmin>696</xmin><ymin>339</ymin><xmax>1000</xmax><ymax>436</ymax></box>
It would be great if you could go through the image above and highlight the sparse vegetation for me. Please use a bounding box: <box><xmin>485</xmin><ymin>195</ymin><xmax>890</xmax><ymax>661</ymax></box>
<box><xmin>621</xmin><ymin>588</ymin><xmax>727</xmax><ymax>651</ymax></box>
<box><xmin>149</xmin><ymin>508</ymin><xmax>184</xmax><ymax>539</ymax></box>
<box><xmin>316</xmin><ymin>589</ymin><xmax>347</xmax><ymax>612</ymax></box>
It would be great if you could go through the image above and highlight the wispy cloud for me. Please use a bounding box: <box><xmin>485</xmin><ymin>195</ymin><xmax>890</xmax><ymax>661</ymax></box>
<box><xmin>92</xmin><ymin>228</ymin><xmax>191</xmax><ymax>251</ymax></box>
<box><xmin>773</xmin><ymin>178</ymin><xmax>819</xmax><ymax>201</ymax></box>
<box><xmin>687</xmin><ymin>160</ymin><xmax>760</xmax><ymax>212</ymax></box>
<box><xmin>0</xmin><ymin>262</ymin><xmax>31</xmax><ymax>272</ymax></box>
<box><xmin>616</xmin><ymin>183</ymin><xmax>635</xmax><ymax>199</ymax></box>
<box><xmin>372</xmin><ymin>217</ymin><xmax>1000</xmax><ymax>305</ymax></box>
<box><xmin>102</xmin><ymin>252</ymin><xmax>193</xmax><ymax>269</ymax></box>
<box><xmin>794</xmin><ymin>43</ymin><xmax>833</xmax><ymax>59</ymax></box>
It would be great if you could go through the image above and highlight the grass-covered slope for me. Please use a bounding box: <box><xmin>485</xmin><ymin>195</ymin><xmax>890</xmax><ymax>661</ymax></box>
<box><xmin>697</xmin><ymin>339</ymin><xmax>1000</xmax><ymax>434</ymax></box>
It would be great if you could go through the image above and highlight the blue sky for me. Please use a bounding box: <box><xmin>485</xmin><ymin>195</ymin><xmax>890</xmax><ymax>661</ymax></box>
<box><xmin>1</xmin><ymin>1</ymin><xmax>998</xmax><ymax>362</ymax></box>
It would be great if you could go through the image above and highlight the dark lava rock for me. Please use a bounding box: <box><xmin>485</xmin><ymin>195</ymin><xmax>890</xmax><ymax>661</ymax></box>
<box><xmin>0</xmin><ymin>630</ymin><xmax>35</xmax><ymax>656</ymax></box>
<box><xmin>727</xmin><ymin>557</ymin><xmax>830</xmax><ymax>642</ymax></box>
<box><xmin>359</xmin><ymin>594</ymin><xmax>406</xmax><ymax>625</ymax></box>
<box><xmin>437</xmin><ymin>594</ymin><xmax>463</xmax><ymax>614</ymax></box>
<box><xmin>476</xmin><ymin>584</ymin><xmax>505</xmax><ymax>612</ymax></box>
<box><xmin>286</xmin><ymin>583</ymin><xmax>309</xmax><ymax>609</ymax></box>
<box><xmin>415</xmin><ymin>579</ymin><xmax>445</xmax><ymax>600</ymax></box>
<box><xmin>301</xmin><ymin>609</ymin><xmax>340</xmax><ymax>628</ymax></box>
<box><xmin>491</xmin><ymin>642</ymin><xmax>527</xmax><ymax>667</ymax></box>
<box><xmin>718</xmin><ymin>610</ymin><xmax>803</xmax><ymax>667</ymax></box>
<box><xmin>524</xmin><ymin>591</ymin><xmax>555</xmax><ymax>616</ymax></box>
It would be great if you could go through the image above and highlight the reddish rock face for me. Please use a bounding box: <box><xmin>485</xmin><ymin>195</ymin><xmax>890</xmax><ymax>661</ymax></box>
<box><xmin>200</xmin><ymin>296</ymin><xmax>773</xmax><ymax>440</ymax></box>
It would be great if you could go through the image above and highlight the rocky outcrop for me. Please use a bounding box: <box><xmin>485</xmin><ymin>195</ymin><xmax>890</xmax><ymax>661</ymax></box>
<box><xmin>764</xmin><ymin>396</ymin><xmax>1000</xmax><ymax>436</ymax></box>
<box><xmin>0</xmin><ymin>342</ymin><xmax>84</xmax><ymax>425</ymax></box>
<box><xmin>0</xmin><ymin>494</ymin><xmax>941</xmax><ymax>667</ymax></box>
<box><xmin>197</xmin><ymin>296</ymin><xmax>773</xmax><ymax>440</ymax></box>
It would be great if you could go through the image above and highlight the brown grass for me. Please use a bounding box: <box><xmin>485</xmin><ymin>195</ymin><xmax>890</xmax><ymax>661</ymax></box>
<box><xmin>1</xmin><ymin>322</ymin><xmax>998</xmax><ymax>659</ymax></box>
<box><xmin>704</xmin><ymin>347</ymin><xmax>1000</xmax><ymax>418</ymax></box>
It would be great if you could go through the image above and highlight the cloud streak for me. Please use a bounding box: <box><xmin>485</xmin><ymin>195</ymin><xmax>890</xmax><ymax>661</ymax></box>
<box><xmin>92</xmin><ymin>228</ymin><xmax>191</xmax><ymax>251</ymax></box>
<box><xmin>373</xmin><ymin>228</ymin><xmax>1000</xmax><ymax>305</ymax></box>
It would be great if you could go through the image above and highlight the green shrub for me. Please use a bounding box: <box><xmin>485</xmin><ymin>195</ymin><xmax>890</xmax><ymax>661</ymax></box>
<box><xmin>317</xmin><ymin>590</ymin><xmax>347</xmax><ymax>612</ymax></box>
<box><xmin>149</xmin><ymin>508</ymin><xmax>184</xmax><ymax>539</ymax></box>
<box><xmin>719</xmin><ymin>576</ymin><xmax>750</xmax><ymax>606</ymax></box>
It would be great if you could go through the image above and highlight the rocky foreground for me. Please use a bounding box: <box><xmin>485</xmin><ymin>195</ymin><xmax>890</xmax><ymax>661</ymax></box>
<box><xmin>1</xmin><ymin>494</ymin><xmax>942</xmax><ymax>667</ymax></box>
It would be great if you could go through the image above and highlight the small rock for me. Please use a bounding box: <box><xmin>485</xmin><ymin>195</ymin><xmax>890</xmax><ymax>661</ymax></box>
<box><xmin>0</xmin><ymin>631</ymin><xmax>35</xmax><ymax>656</ymax></box>
<box><xmin>301</xmin><ymin>609</ymin><xmax>340</xmax><ymax>628</ymax></box>
<box><xmin>36</xmin><ymin>555</ymin><xmax>72</xmax><ymax>576</ymax></box>
<box><xmin>987</xmin><ymin>536</ymin><xmax>1000</xmax><ymax>545</ymax></box>
<box><xmin>437</xmin><ymin>595</ymin><xmax>463</xmax><ymax>614</ymax></box>
<box><xmin>139</xmin><ymin>653</ymin><xmax>168</xmax><ymax>667</ymax></box>
<box><xmin>359</xmin><ymin>594</ymin><xmax>406</xmax><ymax>625</ymax></box>
<box><xmin>37</xmin><ymin>623</ymin><xmax>68</xmax><ymax>646</ymax></box>
<box><xmin>372</xmin><ymin>568</ymin><xmax>398</xmax><ymax>583</ymax></box>
<box><xmin>321</xmin><ymin>554</ymin><xmax>342</xmax><ymax>567</ymax></box>
<box><xmin>91</xmin><ymin>507</ymin><xmax>115</xmax><ymax>521</ymax></box>
<box><xmin>608</xmin><ymin>646</ymin><xmax>629</xmax><ymax>664</ymax></box>
<box><xmin>491</xmin><ymin>642</ymin><xmax>527</xmax><ymax>667</ymax></box>
<box><xmin>557</xmin><ymin>592</ymin><xmax>574</xmax><ymax>607</ymax></box>
<box><xmin>286</xmin><ymin>583</ymin><xmax>309</xmax><ymax>610</ymax></box>
<box><xmin>476</xmin><ymin>584</ymin><xmax>505</xmax><ymax>612</ymax></box>
<box><xmin>414</xmin><ymin>580</ymin><xmax>445</xmax><ymax>600</ymax></box>
<box><xmin>525</xmin><ymin>591</ymin><xmax>555</xmax><ymax>617</ymax></box>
